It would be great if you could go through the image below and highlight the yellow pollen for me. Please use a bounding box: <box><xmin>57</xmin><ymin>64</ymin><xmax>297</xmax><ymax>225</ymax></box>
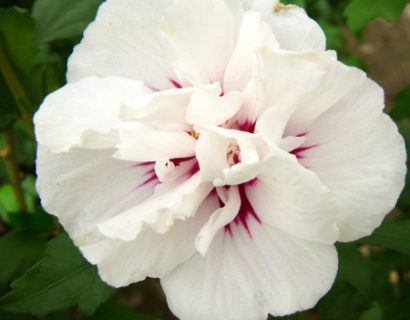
<box><xmin>191</xmin><ymin>130</ymin><xmax>200</xmax><ymax>139</ymax></box>
<box><xmin>273</xmin><ymin>3</ymin><xmax>287</xmax><ymax>13</ymax></box>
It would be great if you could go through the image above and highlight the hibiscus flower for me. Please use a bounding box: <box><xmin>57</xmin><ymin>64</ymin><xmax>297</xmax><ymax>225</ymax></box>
<box><xmin>34</xmin><ymin>0</ymin><xmax>406</xmax><ymax>319</ymax></box>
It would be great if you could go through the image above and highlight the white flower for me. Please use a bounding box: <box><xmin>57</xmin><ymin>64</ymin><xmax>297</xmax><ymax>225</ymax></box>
<box><xmin>34</xmin><ymin>0</ymin><xmax>406</xmax><ymax>319</ymax></box>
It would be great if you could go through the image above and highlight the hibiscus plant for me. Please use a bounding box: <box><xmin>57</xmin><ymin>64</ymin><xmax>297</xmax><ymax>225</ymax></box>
<box><xmin>0</xmin><ymin>0</ymin><xmax>409</xmax><ymax>320</ymax></box>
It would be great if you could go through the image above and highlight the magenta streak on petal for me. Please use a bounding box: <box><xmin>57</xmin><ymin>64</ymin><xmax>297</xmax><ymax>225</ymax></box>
<box><xmin>171</xmin><ymin>156</ymin><xmax>196</xmax><ymax>166</ymax></box>
<box><xmin>238</xmin><ymin>119</ymin><xmax>256</xmax><ymax>133</ymax></box>
<box><xmin>132</xmin><ymin>161</ymin><xmax>155</xmax><ymax>168</ymax></box>
<box><xmin>224</xmin><ymin>182</ymin><xmax>261</xmax><ymax>238</ymax></box>
<box><xmin>169</xmin><ymin>79</ymin><xmax>182</xmax><ymax>89</ymax></box>
<box><xmin>290</xmin><ymin>144</ymin><xmax>318</xmax><ymax>159</ymax></box>
<box><xmin>296</xmin><ymin>132</ymin><xmax>308</xmax><ymax>137</ymax></box>
<box><xmin>136</xmin><ymin>165</ymin><xmax>159</xmax><ymax>189</ymax></box>
<box><xmin>188</xmin><ymin>161</ymin><xmax>200</xmax><ymax>177</ymax></box>
<box><xmin>169</xmin><ymin>156</ymin><xmax>199</xmax><ymax>177</ymax></box>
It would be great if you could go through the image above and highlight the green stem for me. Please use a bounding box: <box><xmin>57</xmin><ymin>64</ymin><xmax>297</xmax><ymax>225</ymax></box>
<box><xmin>0</xmin><ymin>44</ymin><xmax>34</xmax><ymax>139</ymax></box>
<box><xmin>1</xmin><ymin>127</ymin><xmax>27</xmax><ymax>211</ymax></box>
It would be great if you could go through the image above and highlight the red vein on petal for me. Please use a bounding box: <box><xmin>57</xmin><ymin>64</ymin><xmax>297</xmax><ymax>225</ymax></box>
<box><xmin>290</xmin><ymin>145</ymin><xmax>318</xmax><ymax>159</ymax></box>
<box><xmin>224</xmin><ymin>179</ymin><xmax>261</xmax><ymax>238</ymax></box>
<box><xmin>169</xmin><ymin>78</ymin><xmax>182</xmax><ymax>89</ymax></box>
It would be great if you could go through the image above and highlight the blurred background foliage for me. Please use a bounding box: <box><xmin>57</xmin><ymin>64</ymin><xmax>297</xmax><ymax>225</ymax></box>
<box><xmin>0</xmin><ymin>0</ymin><xmax>409</xmax><ymax>319</ymax></box>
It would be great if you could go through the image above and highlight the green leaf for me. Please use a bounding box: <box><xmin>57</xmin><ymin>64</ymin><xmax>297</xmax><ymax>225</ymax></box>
<box><xmin>390</xmin><ymin>86</ymin><xmax>410</xmax><ymax>122</ymax></box>
<box><xmin>0</xmin><ymin>7</ymin><xmax>61</xmax><ymax>119</ymax></box>
<box><xmin>0</xmin><ymin>231</ymin><xmax>47</xmax><ymax>289</ymax></box>
<box><xmin>338</xmin><ymin>52</ymin><xmax>367</xmax><ymax>70</ymax></box>
<box><xmin>360</xmin><ymin>220</ymin><xmax>410</xmax><ymax>255</ymax></box>
<box><xmin>0</xmin><ymin>8</ymin><xmax>40</xmax><ymax>75</ymax></box>
<box><xmin>0</xmin><ymin>184</ymin><xmax>18</xmax><ymax>213</ymax></box>
<box><xmin>318</xmin><ymin>19</ymin><xmax>344</xmax><ymax>50</ymax></box>
<box><xmin>358</xmin><ymin>302</ymin><xmax>382</xmax><ymax>320</ymax></box>
<box><xmin>0</xmin><ymin>233</ymin><xmax>116</xmax><ymax>316</ymax></box>
<box><xmin>13</xmin><ymin>122</ymin><xmax>36</xmax><ymax>168</ymax></box>
<box><xmin>3</xmin><ymin>208</ymin><xmax>54</xmax><ymax>232</ymax></box>
<box><xmin>344</xmin><ymin>0</ymin><xmax>407</xmax><ymax>34</ymax></box>
<box><xmin>280</xmin><ymin>0</ymin><xmax>306</xmax><ymax>8</ymax></box>
<box><xmin>0</xmin><ymin>176</ymin><xmax>38</xmax><ymax>219</ymax></box>
<box><xmin>336</xmin><ymin>243</ymin><xmax>371</xmax><ymax>295</ymax></box>
<box><xmin>33</xmin><ymin>0</ymin><xmax>103</xmax><ymax>43</ymax></box>
<box><xmin>0</xmin><ymin>311</ymin><xmax>31</xmax><ymax>320</ymax></box>
<box><xmin>90</xmin><ymin>302</ymin><xmax>161</xmax><ymax>320</ymax></box>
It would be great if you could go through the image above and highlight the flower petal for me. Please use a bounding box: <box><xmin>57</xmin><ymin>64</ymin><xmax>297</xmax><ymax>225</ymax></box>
<box><xmin>299</xmin><ymin>79</ymin><xmax>406</xmax><ymax>241</ymax></box>
<box><xmin>120</xmin><ymin>87</ymin><xmax>193</xmax><ymax>130</ymax></box>
<box><xmin>285</xmin><ymin>61</ymin><xmax>367</xmax><ymax>136</ymax></box>
<box><xmin>196</xmin><ymin>130</ymin><xmax>230</xmax><ymax>182</ymax></box>
<box><xmin>223</xmin><ymin>11</ymin><xmax>278</xmax><ymax>92</ymax></box>
<box><xmin>34</xmin><ymin>76</ymin><xmax>149</xmax><ymax>152</ymax></box>
<box><xmin>81</xmin><ymin>194</ymin><xmax>218</xmax><ymax>288</ymax></box>
<box><xmin>261</xmin><ymin>50</ymin><xmax>330</xmax><ymax>116</ymax></box>
<box><xmin>255</xmin><ymin>106</ymin><xmax>290</xmax><ymax>146</ymax></box>
<box><xmin>114</xmin><ymin>123</ymin><xmax>196</xmax><ymax>162</ymax></box>
<box><xmin>195</xmin><ymin>186</ymin><xmax>240</xmax><ymax>255</ymax></box>
<box><xmin>245</xmin><ymin>2</ymin><xmax>326</xmax><ymax>52</ymax></box>
<box><xmin>67</xmin><ymin>0</ymin><xmax>177</xmax><ymax>89</ymax></box>
<box><xmin>247</xmin><ymin>157</ymin><xmax>339</xmax><ymax>244</ymax></box>
<box><xmin>162</xmin><ymin>221</ymin><xmax>337</xmax><ymax>319</ymax></box>
<box><xmin>241</xmin><ymin>0</ymin><xmax>279</xmax><ymax>13</ymax></box>
<box><xmin>36</xmin><ymin>146</ymin><xmax>156</xmax><ymax>245</ymax></box>
<box><xmin>186</xmin><ymin>83</ymin><xmax>242</xmax><ymax>126</ymax></box>
<box><xmin>161</xmin><ymin>0</ymin><xmax>237</xmax><ymax>84</ymax></box>
<box><xmin>195</xmin><ymin>126</ymin><xmax>269</xmax><ymax>185</ymax></box>
<box><xmin>98</xmin><ymin>174</ymin><xmax>212</xmax><ymax>241</ymax></box>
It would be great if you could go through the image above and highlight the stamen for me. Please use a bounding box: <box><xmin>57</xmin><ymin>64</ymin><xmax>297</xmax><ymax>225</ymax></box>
<box><xmin>227</xmin><ymin>143</ymin><xmax>241</xmax><ymax>166</ymax></box>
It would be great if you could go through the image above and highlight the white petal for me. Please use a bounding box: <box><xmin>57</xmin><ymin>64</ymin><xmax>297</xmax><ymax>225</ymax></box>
<box><xmin>195</xmin><ymin>186</ymin><xmax>240</xmax><ymax>255</ymax></box>
<box><xmin>261</xmin><ymin>50</ymin><xmax>330</xmax><ymax>115</ymax></box>
<box><xmin>98</xmin><ymin>174</ymin><xmax>212</xmax><ymax>241</ymax></box>
<box><xmin>223</xmin><ymin>11</ymin><xmax>279</xmax><ymax>92</ymax></box>
<box><xmin>196</xmin><ymin>130</ymin><xmax>230</xmax><ymax>182</ymax></box>
<box><xmin>162</xmin><ymin>221</ymin><xmax>337</xmax><ymax>320</ymax></box>
<box><xmin>161</xmin><ymin>0</ymin><xmax>237</xmax><ymax>84</ymax></box>
<box><xmin>279</xmin><ymin>135</ymin><xmax>306</xmax><ymax>152</ymax></box>
<box><xmin>285</xmin><ymin>62</ymin><xmax>367</xmax><ymax>136</ymax></box>
<box><xmin>114</xmin><ymin>123</ymin><xmax>196</xmax><ymax>162</ymax></box>
<box><xmin>255</xmin><ymin>106</ymin><xmax>290</xmax><ymax>146</ymax></box>
<box><xmin>120</xmin><ymin>88</ymin><xmax>193</xmax><ymax>130</ymax></box>
<box><xmin>300</xmin><ymin>78</ymin><xmax>407</xmax><ymax>241</ymax></box>
<box><xmin>195</xmin><ymin>126</ymin><xmax>269</xmax><ymax>186</ymax></box>
<box><xmin>36</xmin><ymin>146</ymin><xmax>155</xmax><ymax>245</ymax></box>
<box><xmin>67</xmin><ymin>0</ymin><xmax>177</xmax><ymax>89</ymax></box>
<box><xmin>247</xmin><ymin>157</ymin><xmax>339</xmax><ymax>244</ymax></box>
<box><xmin>215</xmin><ymin>162</ymin><xmax>262</xmax><ymax>187</ymax></box>
<box><xmin>81</xmin><ymin>194</ymin><xmax>218</xmax><ymax>287</ymax></box>
<box><xmin>197</xmin><ymin>126</ymin><xmax>262</xmax><ymax>164</ymax></box>
<box><xmin>241</xmin><ymin>0</ymin><xmax>279</xmax><ymax>13</ymax></box>
<box><xmin>186</xmin><ymin>83</ymin><xmax>242</xmax><ymax>126</ymax></box>
<box><xmin>268</xmin><ymin>5</ymin><xmax>326</xmax><ymax>51</ymax></box>
<box><xmin>236</xmin><ymin>77</ymin><xmax>268</xmax><ymax>126</ymax></box>
<box><xmin>34</xmin><ymin>76</ymin><xmax>149</xmax><ymax>152</ymax></box>
<box><xmin>154</xmin><ymin>158</ymin><xmax>195</xmax><ymax>183</ymax></box>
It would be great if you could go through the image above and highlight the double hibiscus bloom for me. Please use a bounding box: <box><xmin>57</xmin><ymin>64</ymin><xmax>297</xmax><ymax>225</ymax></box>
<box><xmin>34</xmin><ymin>0</ymin><xmax>406</xmax><ymax>319</ymax></box>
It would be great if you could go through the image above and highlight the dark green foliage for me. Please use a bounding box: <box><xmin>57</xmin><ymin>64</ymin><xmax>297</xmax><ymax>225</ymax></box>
<box><xmin>0</xmin><ymin>233</ymin><xmax>115</xmax><ymax>316</ymax></box>
<box><xmin>360</xmin><ymin>221</ymin><xmax>410</xmax><ymax>255</ymax></box>
<box><xmin>32</xmin><ymin>0</ymin><xmax>104</xmax><ymax>43</ymax></box>
<box><xmin>391</xmin><ymin>86</ymin><xmax>410</xmax><ymax>122</ymax></box>
<box><xmin>0</xmin><ymin>0</ymin><xmax>409</xmax><ymax>320</ymax></box>
<box><xmin>89</xmin><ymin>302</ymin><xmax>162</xmax><ymax>320</ymax></box>
<box><xmin>344</xmin><ymin>0</ymin><xmax>408</xmax><ymax>33</ymax></box>
<box><xmin>0</xmin><ymin>231</ymin><xmax>47</xmax><ymax>291</ymax></box>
